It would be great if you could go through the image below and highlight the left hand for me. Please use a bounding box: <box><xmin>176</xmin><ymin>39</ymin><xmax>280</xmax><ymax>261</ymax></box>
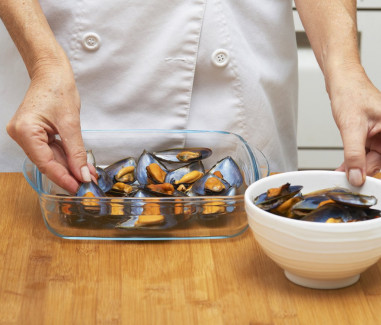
<box><xmin>329</xmin><ymin>64</ymin><xmax>381</xmax><ymax>186</ymax></box>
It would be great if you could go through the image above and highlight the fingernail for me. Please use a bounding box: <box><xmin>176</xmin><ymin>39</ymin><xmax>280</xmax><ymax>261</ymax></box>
<box><xmin>81</xmin><ymin>166</ymin><xmax>91</xmax><ymax>182</ymax></box>
<box><xmin>348</xmin><ymin>168</ymin><xmax>364</xmax><ymax>187</ymax></box>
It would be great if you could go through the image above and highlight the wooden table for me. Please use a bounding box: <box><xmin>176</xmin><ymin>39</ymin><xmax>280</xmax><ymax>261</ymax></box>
<box><xmin>1</xmin><ymin>173</ymin><xmax>381</xmax><ymax>325</ymax></box>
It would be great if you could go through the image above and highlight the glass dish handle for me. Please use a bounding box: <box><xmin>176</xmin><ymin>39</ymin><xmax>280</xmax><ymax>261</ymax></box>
<box><xmin>252</xmin><ymin>147</ymin><xmax>270</xmax><ymax>179</ymax></box>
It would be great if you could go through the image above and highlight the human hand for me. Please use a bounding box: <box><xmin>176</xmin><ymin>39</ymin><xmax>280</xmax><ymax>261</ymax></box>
<box><xmin>328</xmin><ymin>64</ymin><xmax>381</xmax><ymax>186</ymax></box>
<box><xmin>6</xmin><ymin>61</ymin><xmax>92</xmax><ymax>194</ymax></box>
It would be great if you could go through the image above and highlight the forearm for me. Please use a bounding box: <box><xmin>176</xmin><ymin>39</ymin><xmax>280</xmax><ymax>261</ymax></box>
<box><xmin>294</xmin><ymin>0</ymin><xmax>361</xmax><ymax>97</ymax></box>
<box><xmin>0</xmin><ymin>0</ymin><xmax>69</xmax><ymax>78</ymax></box>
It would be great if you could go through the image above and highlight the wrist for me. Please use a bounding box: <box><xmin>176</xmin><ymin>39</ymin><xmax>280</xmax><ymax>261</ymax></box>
<box><xmin>30</xmin><ymin>50</ymin><xmax>76</xmax><ymax>85</ymax></box>
<box><xmin>324</xmin><ymin>60</ymin><xmax>366</xmax><ymax>99</ymax></box>
<box><xmin>28</xmin><ymin>53</ymin><xmax>80</xmax><ymax>111</ymax></box>
<box><xmin>29</xmin><ymin>44</ymin><xmax>72</xmax><ymax>76</ymax></box>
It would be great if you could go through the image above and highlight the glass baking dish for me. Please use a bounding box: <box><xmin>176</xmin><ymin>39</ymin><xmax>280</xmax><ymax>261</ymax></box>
<box><xmin>23</xmin><ymin>129</ymin><xmax>269</xmax><ymax>240</ymax></box>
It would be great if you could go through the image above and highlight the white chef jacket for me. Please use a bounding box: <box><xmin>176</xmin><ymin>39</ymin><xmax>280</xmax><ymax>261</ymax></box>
<box><xmin>0</xmin><ymin>0</ymin><xmax>298</xmax><ymax>173</ymax></box>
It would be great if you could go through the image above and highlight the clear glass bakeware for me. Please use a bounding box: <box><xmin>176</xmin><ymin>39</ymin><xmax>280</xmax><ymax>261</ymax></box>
<box><xmin>23</xmin><ymin>129</ymin><xmax>269</xmax><ymax>240</ymax></box>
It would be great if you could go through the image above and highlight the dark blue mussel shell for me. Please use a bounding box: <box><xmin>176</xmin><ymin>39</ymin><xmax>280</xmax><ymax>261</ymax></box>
<box><xmin>104</xmin><ymin>157</ymin><xmax>137</xmax><ymax>184</ymax></box>
<box><xmin>326</xmin><ymin>191</ymin><xmax>377</xmax><ymax>208</ymax></box>
<box><xmin>76</xmin><ymin>180</ymin><xmax>106</xmax><ymax>197</ymax></box>
<box><xmin>208</xmin><ymin>156</ymin><xmax>244</xmax><ymax>189</ymax></box>
<box><xmin>136</xmin><ymin>150</ymin><xmax>168</xmax><ymax>185</ymax></box>
<box><xmin>96</xmin><ymin>166</ymin><xmax>113</xmax><ymax>193</ymax></box>
<box><xmin>75</xmin><ymin>181</ymin><xmax>108</xmax><ymax>216</ymax></box>
<box><xmin>164</xmin><ymin>161</ymin><xmax>205</xmax><ymax>186</ymax></box>
<box><xmin>153</xmin><ymin>147</ymin><xmax>212</xmax><ymax>163</ymax></box>
<box><xmin>301</xmin><ymin>203</ymin><xmax>380</xmax><ymax>223</ymax></box>
<box><xmin>254</xmin><ymin>184</ymin><xmax>303</xmax><ymax>211</ymax></box>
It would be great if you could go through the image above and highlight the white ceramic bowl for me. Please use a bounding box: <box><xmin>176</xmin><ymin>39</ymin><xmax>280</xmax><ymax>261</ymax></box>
<box><xmin>244</xmin><ymin>170</ymin><xmax>381</xmax><ymax>289</ymax></box>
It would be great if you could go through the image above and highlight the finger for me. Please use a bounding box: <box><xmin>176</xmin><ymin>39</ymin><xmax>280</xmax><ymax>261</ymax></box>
<box><xmin>49</xmin><ymin>139</ymin><xmax>69</xmax><ymax>168</ymax></box>
<box><xmin>335</xmin><ymin>161</ymin><xmax>345</xmax><ymax>172</ymax></box>
<box><xmin>23</xmin><ymin>128</ymin><xmax>80</xmax><ymax>193</ymax></box>
<box><xmin>42</xmin><ymin>159</ymin><xmax>80</xmax><ymax>194</ymax></box>
<box><xmin>365</xmin><ymin>150</ymin><xmax>381</xmax><ymax>176</ymax></box>
<box><xmin>51</xmin><ymin>136</ymin><xmax>96</xmax><ymax>187</ymax></box>
<box><xmin>88</xmin><ymin>162</ymin><xmax>97</xmax><ymax>178</ymax></box>
<box><xmin>58</xmin><ymin>122</ymin><xmax>91</xmax><ymax>183</ymax></box>
<box><xmin>51</xmin><ymin>144</ymin><xmax>96</xmax><ymax>188</ymax></box>
<box><xmin>339</xmin><ymin>121</ymin><xmax>367</xmax><ymax>186</ymax></box>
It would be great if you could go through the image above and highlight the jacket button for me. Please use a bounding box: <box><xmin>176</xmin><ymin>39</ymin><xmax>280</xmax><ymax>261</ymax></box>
<box><xmin>211</xmin><ymin>49</ymin><xmax>230</xmax><ymax>67</ymax></box>
<box><xmin>82</xmin><ymin>32</ymin><xmax>101</xmax><ymax>51</ymax></box>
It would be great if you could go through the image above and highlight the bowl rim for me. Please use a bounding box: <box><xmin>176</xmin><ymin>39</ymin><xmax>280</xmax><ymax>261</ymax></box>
<box><xmin>244</xmin><ymin>170</ymin><xmax>381</xmax><ymax>231</ymax></box>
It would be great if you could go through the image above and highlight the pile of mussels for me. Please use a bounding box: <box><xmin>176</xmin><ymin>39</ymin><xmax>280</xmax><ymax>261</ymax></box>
<box><xmin>254</xmin><ymin>183</ymin><xmax>380</xmax><ymax>223</ymax></box>
<box><xmin>70</xmin><ymin>148</ymin><xmax>245</xmax><ymax>229</ymax></box>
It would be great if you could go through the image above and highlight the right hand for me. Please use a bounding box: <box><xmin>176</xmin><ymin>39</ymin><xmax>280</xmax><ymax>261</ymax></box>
<box><xmin>327</xmin><ymin>63</ymin><xmax>381</xmax><ymax>186</ymax></box>
<box><xmin>6</xmin><ymin>60</ymin><xmax>91</xmax><ymax>194</ymax></box>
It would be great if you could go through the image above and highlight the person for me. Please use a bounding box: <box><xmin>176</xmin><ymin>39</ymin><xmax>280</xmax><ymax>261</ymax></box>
<box><xmin>0</xmin><ymin>0</ymin><xmax>380</xmax><ymax>194</ymax></box>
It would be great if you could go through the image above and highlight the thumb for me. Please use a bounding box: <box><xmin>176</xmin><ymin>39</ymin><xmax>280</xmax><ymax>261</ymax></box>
<box><xmin>340</xmin><ymin>124</ymin><xmax>367</xmax><ymax>187</ymax></box>
<box><xmin>59</xmin><ymin>126</ymin><xmax>91</xmax><ymax>183</ymax></box>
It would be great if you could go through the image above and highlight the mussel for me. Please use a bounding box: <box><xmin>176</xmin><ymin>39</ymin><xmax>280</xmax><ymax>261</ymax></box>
<box><xmin>300</xmin><ymin>203</ymin><xmax>379</xmax><ymax>223</ymax></box>
<box><xmin>143</xmin><ymin>183</ymin><xmax>187</xmax><ymax>197</ymax></box>
<box><xmin>153</xmin><ymin>147</ymin><xmax>212</xmax><ymax>163</ymax></box>
<box><xmin>95</xmin><ymin>167</ymin><xmax>113</xmax><ymax>192</ymax></box>
<box><xmin>75</xmin><ymin>181</ymin><xmax>108</xmax><ymax>216</ymax></box>
<box><xmin>68</xmin><ymin>146</ymin><xmax>246</xmax><ymax>230</ymax></box>
<box><xmin>76</xmin><ymin>180</ymin><xmax>106</xmax><ymax>197</ymax></box>
<box><xmin>107</xmin><ymin>182</ymin><xmax>138</xmax><ymax>197</ymax></box>
<box><xmin>254</xmin><ymin>183</ymin><xmax>303</xmax><ymax>211</ymax></box>
<box><xmin>136</xmin><ymin>150</ymin><xmax>168</xmax><ymax>185</ymax></box>
<box><xmin>104</xmin><ymin>157</ymin><xmax>137</xmax><ymax>184</ymax></box>
<box><xmin>189</xmin><ymin>174</ymin><xmax>231</xmax><ymax>196</ymax></box>
<box><xmin>164</xmin><ymin>161</ymin><xmax>205</xmax><ymax>191</ymax></box>
<box><xmin>325</xmin><ymin>191</ymin><xmax>377</xmax><ymax>208</ymax></box>
<box><xmin>254</xmin><ymin>183</ymin><xmax>380</xmax><ymax>223</ymax></box>
<box><xmin>86</xmin><ymin>149</ymin><xmax>96</xmax><ymax>167</ymax></box>
<box><xmin>208</xmin><ymin>156</ymin><xmax>244</xmax><ymax>189</ymax></box>
<box><xmin>116</xmin><ymin>201</ymin><xmax>178</xmax><ymax>230</ymax></box>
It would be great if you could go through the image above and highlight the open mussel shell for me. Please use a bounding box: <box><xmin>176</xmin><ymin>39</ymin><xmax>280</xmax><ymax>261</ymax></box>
<box><xmin>142</xmin><ymin>183</ymin><xmax>188</xmax><ymax>197</ymax></box>
<box><xmin>198</xmin><ymin>186</ymin><xmax>238</xmax><ymax>220</ymax></box>
<box><xmin>291</xmin><ymin>195</ymin><xmax>331</xmax><ymax>217</ymax></box>
<box><xmin>199</xmin><ymin>200</ymin><xmax>227</xmax><ymax>220</ymax></box>
<box><xmin>76</xmin><ymin>180</ymin><xmax>106</xmax><ymax>197</ymax></box>
<box><xmin>106</xmin><ymin>183</ymin><xmax>139</xmax><ymax>197</ymax></box>
<box><xmin>290</xmin><ymin>188</ymin><xmax>377</xmax><ymax>218</ymax></box>
<box><xmin>164</xmin><ymin>161</ymin><xmax>205</xmax><ymax>186</ymax></box>
<box><xmin>86</xmin><ymin>149</ymin><xmax>96</xmax><ymax>167</ymax></box>
<box><xmin>116</xmin><ymin>214</ymin><xmax>178</xmax><ymax>230</ymax></box>
<box><xmin>153</xmin><ymin>147</ymin><xmax>212</xmax><ymax>163</ymax></box>
<box><xmin>198</xmin><ymin>186</ymin><xmax>238</xmax><ymax>218</ymax></box>
<box><xmin>106</xmin><ymin>198</ymin><xmax>130</xmax><ymax>219</ymax></box>
<box><xmin>116</xmin><ymin>199</ymin><xmax>178</xmax><ymax>230</ymax></box>
<box><xmin>225</xmin><ymin>186</ymin><xmax>238</xmax><ymax>213</ymax></box>
<box><xmin>104</xmin><ymin>157</ymin><xmax>137</xmax><ymax>184</ymax></box>
<box><xmin>326</xmin><ymin>191</ymin><xmax>377</xmax><ymax>208</ymax></box>
<box><xmin>136</xmin><ymin>150</ymin><xmax>168</xmax><ymax>185</ymax></box>
<box><xmin>301</xmin><ymin>203</ymin><xmax>378</xmax><ymax>223</ymax></box>
<box><xmin>75</xmin><ymin>181</ymin><xmax>108</xmax><ymax>216</ymax></box>
<box><xmin>130</xmin><ymin>190</ymin><xmax>155</xmax><ymax>216</ymax></box>
<box><xmin>254</xmin><ymin>184</ymin><xmax>303</xmax><ymax>211</ymax></box>
<box><xmin>189</xmin><ymin>173</ymin><xmax>231</xmax><ymax>196</ymax></box>
<box><xmin>301</xmin><ymin>204</ymin><xmax>350</xmax><ymax>223</ymax></box>
<box><xmin>116</xmin><ymin>198</ymin><xmax>194</xmax><ymax>230</ymax></box>
<box><xmin>364</xmin><ymin>208</ymin><xmax>381</xmax><ymax>220</ymax></box>
<box><xmin>96</xmin><ymin>167</ymin><xmax>114</xmax><ymax>192</ymax></box>
<box><xmin>208</xmin><ymin>156</ymin><xmax>244</xmax><ymax>189</ymax></box>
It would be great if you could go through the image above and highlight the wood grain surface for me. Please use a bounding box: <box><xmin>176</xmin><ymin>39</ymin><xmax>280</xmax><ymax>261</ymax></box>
<box><xmin>1</xmin><ymin>173</ymin><xmax>381</xmax><ymax>325</ymax></box>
